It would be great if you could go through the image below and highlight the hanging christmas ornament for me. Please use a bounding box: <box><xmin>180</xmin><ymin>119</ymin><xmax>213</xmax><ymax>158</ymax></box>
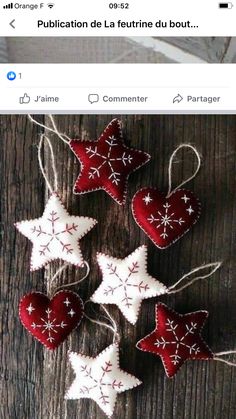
<box><xmin>137</xmin><ymin>302</ymin><xmax>236</xmax><ymax>378</ymax></box>
<box><xmin>91</xmin><ymin>245</ymin><xmax>167</xmax><ymax>324</ymax></box>
<box><xmin>91</xmin><ymin>245</ymin><xmax>221</xmax><ymax>324</ymax></box>
<box><xmin>69</xmin><ymin>118</ymin><xmax>151</xmax><ymax>205</ymax></box>
<box><xmin>17</xmin><ymin>136</ymin><xmax>93</xmax><ymax>350</ymax></box>
<box><xmin>19</xmin><ymin>289</ymin><xmax>84</xmax><ymax>350</ymax></box>
<box><xmin>28</xmin><ymin>115</ymin><xmax>151</xmax><ymax>205</ymax></box>
<box><xmin>15</xmin><ymin>135</ymin><xmax>97</xmax><ymax>271</ymax></box>
<box><xmin>65</xmin><ymin>305</ymin><xmax>141</xmax><ymax>417</ymax></box>
<box><xmin>19</xmin><ymin>262</ymin><xmax>90</xmax><ymax>350</ymax></box>
<box><xmin>132</xmin><ymin>144</ymin><xmax>201</xmax><ymax>248</ymax></box>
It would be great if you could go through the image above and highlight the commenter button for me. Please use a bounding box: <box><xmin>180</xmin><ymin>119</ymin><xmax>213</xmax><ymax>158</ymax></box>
<box><xmin>103</xmin><ymin>96</ymin><xmax>148</xmax><ymax>103</ymax></box>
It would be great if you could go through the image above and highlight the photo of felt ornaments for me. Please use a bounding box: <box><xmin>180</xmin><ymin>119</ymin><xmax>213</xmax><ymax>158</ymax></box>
<box><xmin>69</xmin><ymin>118</ymin><xmax>151</xmax><ymax>205</ymax></box>
<box><xmin>137</xmin><ymin>303</ymin><xmax>214</xmax><ymax>378</ymax></box>
<box><xmin>15</xmin><ymin>193</ymin><xmax>97</xmax><ymax>271</ymax></box>
<box><xmin>132</xmin><ymin>188</ymin><xmax>201</xmax><ymax>249</ymax></box>
<box><xmin>65</xmin><ymin>342</ymin><xmax>142</xmax><ymax>417</ymax></box>
<box><xmin>19</xmin><ymin>290</ymin><xmax>84</xmax><ymax>350</ymax></box>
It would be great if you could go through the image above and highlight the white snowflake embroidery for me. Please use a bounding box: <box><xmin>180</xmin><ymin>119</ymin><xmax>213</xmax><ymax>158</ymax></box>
<box><xmin>147</xmin><ymin>202</ymin><xmax>185</xmax><ymax>239</ymax></box>
<box><xmin>68</xmin><ymin>309</ymin><xmax>76</xmax><ymax>317</ymax></box>
<box><xmin>181</xmin><ymin>194</ymin><xmax>190</xmax><ymax>203</ymax></box>
<box><xmin>65</xmin><ymin>344</ymin><xmax>141</xmax><ymax>417</ymax></box>
<box><xmin>91</xmin><ymin>246</ymin><xmax>167</xmax><ymax>324</ymax></box>
<box><xmin>86</xmin><ymin>135</ymin><xmax>133</xmax><ymax>186</ymax></box>
<box><xmin>26</xmin><ymin>303</ymin><xmax>35</xmax><ymax>315</ymax></box>
<box><xmin>186</xmin><ymin>206</ymin><xmax>194</xmax><ymax>215</ymax></box>
<box><xmin>143</xmin><ymin>193</ymin><xmax>153</xmax><ymax>205</ymax></box>
<box><xmin>64</xmin><ymin>298</ymin><xmax>71</xmax><ymax>306</ymax></box>
<box><xmin>154</xmin><ymin>319</ymin><xmax>200</xmax><ymax>365</ymax></box>
<box><xmin>31</xmin><ymin>308</ymin><xmax>67</xmax><ymax>343</ymax></box>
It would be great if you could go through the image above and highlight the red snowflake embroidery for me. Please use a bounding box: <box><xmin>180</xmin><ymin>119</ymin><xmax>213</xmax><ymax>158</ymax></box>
<box><xmin>79</xmin><ymin>360</ymin><xmax>123</xmax><ymax>405</ymax></box>
<box><xmin>15</xmin><ymin>193</ymin><xmax>97</xmax><ymax>270</ymax></box>
<box><xmin>31</xmin><ymin>210</ymin><xmax>78</xmax><ymax>256</ymax></box>
<box><xmin>66</xmin><ymin>344</ymin><xmax>141</xmax><ymax>417</ymax></box>
<box><xmin>91</xmin><ymin>246</ymin><xmax>168</xmax><ymax>325</ymax></box>
<box><xmin>103</xmin><ymin>261</ymin><xmax>149</xmax><ymax>308</ymax></box>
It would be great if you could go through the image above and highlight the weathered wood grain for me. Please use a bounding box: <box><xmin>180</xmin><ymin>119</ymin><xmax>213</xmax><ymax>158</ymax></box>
<box><xmin>1</xmin><ymin>115</ymin><xmax>236</xmax><ymax>419</ymax></box>
<box><xmin>0</xmin><ymin>115</ymin><xmax>45</xmax><ymax>418</ymax></box>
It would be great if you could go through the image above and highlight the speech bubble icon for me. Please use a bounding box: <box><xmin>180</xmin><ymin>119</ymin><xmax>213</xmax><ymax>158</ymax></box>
<box><xmin>88</xmin><ymin>94</ymin><xmax>99</xmax><ymax>104</ymax></box>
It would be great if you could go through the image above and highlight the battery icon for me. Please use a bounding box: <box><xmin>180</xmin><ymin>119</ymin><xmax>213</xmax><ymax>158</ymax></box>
<box><xmin>219</xmin><ymin>2</ymin><xmax>233</xmax><ymax>8</ymax></box>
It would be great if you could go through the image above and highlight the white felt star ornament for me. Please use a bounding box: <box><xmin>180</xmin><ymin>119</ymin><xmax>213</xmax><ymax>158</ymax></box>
<box><xmin>15</xmin><ymin>193</ymin><xmax>97</xmax><ymax>271</ymax></box>
<box><xmin>90</xmin><ymin>245</ymin><xmax>167</xmax><ymax>324</ymax></box>
<box><xmin>65</xmin><ymin>343</ymin><xmax>141</xmax><ymax>417</ymax></box>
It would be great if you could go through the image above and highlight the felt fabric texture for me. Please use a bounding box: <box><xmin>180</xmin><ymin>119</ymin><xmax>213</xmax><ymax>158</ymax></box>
<box><xmin>132</xmin><ymin>188</ymin><xmax>201</xmax><ymax>249</ymax></box>
<box><xmin>15</xmin><ymin>193</ymin><xmax>97</xmax><ymax>271</ymax></box>
<box><xmin>69</xmin><ymin>119</ymin><xmax>151</xmax><ymax>205</ymax></box>
<box><xmin>65</xmin><ymin>343</ymin><xmax>141</xmax><ymax>417</ymax></box>
<box><xmin>90</xmin><ymin>245</ymin><xmax>167</xmax><ymax>324</ymax></box>
<box><xmin>19</xmin><ymin>290</ymin><xmax>84</xmax><ymax>350</ymax></box>
<box><xmin>136</xmin><ymin>303</ymin><xmax>213</xmax><ymax>378</ymax></box>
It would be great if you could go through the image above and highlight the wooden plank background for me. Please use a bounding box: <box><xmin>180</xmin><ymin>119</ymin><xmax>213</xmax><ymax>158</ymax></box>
<box><xmin>1</xmin><ymin>114</ymin><xmax>236</xmax><ymax>419</ymax></box>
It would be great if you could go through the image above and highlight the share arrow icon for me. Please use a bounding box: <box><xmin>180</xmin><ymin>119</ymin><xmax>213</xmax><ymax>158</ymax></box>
<box><xmin>173</xmin><ymin>94</ymin><xmax>183</xmax><ymax>104</ymax></box>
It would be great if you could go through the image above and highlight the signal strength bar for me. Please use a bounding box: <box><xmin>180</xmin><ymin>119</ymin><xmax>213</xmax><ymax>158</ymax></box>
<box><xmin>3</xmin><ymin>3</ymin><xmax>13</xmax><ymax>8</ymax></box>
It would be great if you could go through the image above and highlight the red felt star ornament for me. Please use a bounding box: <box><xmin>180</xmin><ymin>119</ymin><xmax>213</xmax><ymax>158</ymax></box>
<box><xmin>69</xmin><ymin>119</ymin><xmax>151</xmax><ymax>205</ymax></box>
<box><xmin>136</xmin><ymin>303</ymin><xmax>213</xmax><ymax>378</ymax></box>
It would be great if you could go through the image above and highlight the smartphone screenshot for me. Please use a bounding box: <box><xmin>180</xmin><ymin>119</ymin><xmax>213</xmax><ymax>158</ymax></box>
<box><xmin>1</xmin><ymin>2</ymin><xmax>236</xmax><ymax>419</ymax></box>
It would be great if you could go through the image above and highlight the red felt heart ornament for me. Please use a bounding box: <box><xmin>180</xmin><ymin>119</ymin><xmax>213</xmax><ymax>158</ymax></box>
<box><xmin>132</xmin><ymin>187</ymin><xmax>201</xmax><ymax>249</ymax></box>
<box><xmin>19</xmin><ymin>290</ymin><xmax>84</xmax><ymax>350</ymax></box>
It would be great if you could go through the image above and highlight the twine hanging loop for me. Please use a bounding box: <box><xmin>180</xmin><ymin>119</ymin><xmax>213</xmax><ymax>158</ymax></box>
<box><xmin>167</xmin><ymin>262</ymin><xmax>222</xmax><ymax>294</ymax></box>
<box><xmin>167</xmin><ymin>144</ymin><xmax>201</xmax><ymax>198</ymax></box>
<box><xmin>84</xmin><ymin>302</ymin><xmax>120</xmax><ymax>344</ymax></box>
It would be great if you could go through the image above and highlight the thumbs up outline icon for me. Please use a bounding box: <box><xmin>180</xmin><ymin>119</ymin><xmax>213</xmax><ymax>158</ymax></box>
<box><xmin>19</xmin><ymin>93</ymin><xmax>31</xmax><ymax>104</ymax></box>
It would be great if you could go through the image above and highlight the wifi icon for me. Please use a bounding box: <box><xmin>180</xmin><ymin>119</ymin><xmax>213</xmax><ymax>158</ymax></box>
<box><xmin>47</xmin><ymin>3</ymin><xmax>54</xmax><ymax>8</ymax></box>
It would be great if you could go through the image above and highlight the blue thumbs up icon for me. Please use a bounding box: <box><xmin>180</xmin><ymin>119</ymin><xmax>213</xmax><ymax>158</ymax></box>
<box><xmin>7</xmin><ymin>71</ymin><xmax>16</xmax><ymax>81</ymax></box>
